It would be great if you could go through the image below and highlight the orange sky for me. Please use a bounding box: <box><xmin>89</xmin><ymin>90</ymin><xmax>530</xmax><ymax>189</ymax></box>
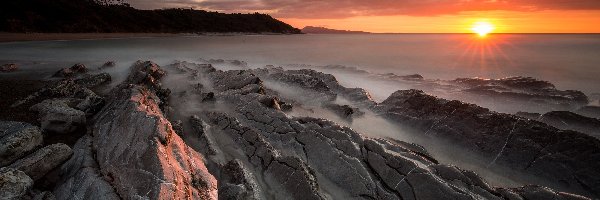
<box><xmin>127</xmin><ymin>0</ymin><xmax>600</xmax><ymax>33</ymax></box>
<box><xmin>280</xmin><ymin>10</ymin><xmax>600</xmax><ymax>33</ymax></box>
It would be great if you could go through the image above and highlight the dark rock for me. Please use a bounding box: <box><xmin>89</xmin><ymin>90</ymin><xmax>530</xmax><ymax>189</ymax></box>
<box><xmin>323</xmin><ymin>103</ymin><xmax>364</xmax><ymax>119</ymax></box>
<box><xmin>11</xmin><ymin>79</ymin><xmax>103</xmax><ymax>109</ymax></box>
<box><xmin>0</xmin><ymin>121</ymin><xmax>43</xmax><ymax>167</ymax></box>
<box><xmin>74</xmin><ymin>73</ymin><xmax>111</xmax><ymax>88</ymax></box>
<box><xmin>124</xmin><ymin>60</ymin><xmax>166</xmax><ymax>89</ymax></box>
<box><xmin>539</xmin><ymin>111</ymin><xmax>600</xmax><ymax>138</ymax></box>
<box><xmin>576</xmin><ymin>106</ymin><xmax>600</xmax><ymax>119</ymax></box>
<box><xmin>30</xmin><ymin>99</ymin><xmax>86</xmax><ymax>134</ymax></box>
<box><xmin>516</xmin><ymin>111</ymin><xmax>542</xmax><ymax>120</ymax></box>
<box><xmin>8</xmin><ymin>143</ymin><xmax>73</xmax><ymax>181</ymax></box>
<box><xmin>189</xmin><ymin>115</ymin><xmax>217</xmax><ymax>156</ymax></box>
<box><xmin>99</xmin><ymin>61</ymin><xmax>116</xmax><ymax>69</ymax></box>
<box><xmin>53</xmin><ymin>63</ymin><xmax>87</xmax><ymax>78</ymax></box>
<box><xmin>0</xmin><ymin>167</ymin><xmax>33</xmax><ymax>200</ymax></box>
<box><xmin>381</xmin><ymin>73</ymin><xmax>424</xmax><ymax>81</ymax></box>
<box><xmin>219</xmin><ymin>160</ymin><xmax>260</xmax><ymax>200</ymax></box>
<box><xmin>171</xmin><ymin>120</ymin><xmax>184</xmax><ymax>135</ymax></box>
<box><xmin>375</xmin><ymin>89</ymin><xmax>600</xmax><ymax>198</ymax></box>
<box><xmin>453</xmin><ymin>76</ymin><xmax>589</xmax><ymax>109</ymax></box>
<box><xmin>201</xmin><ymin>92</ymin><xmax>215</xmax><ymax>102</ymax></box>
<box><xmin>0</xmin><ymin>63</ymin><xmax>18</xmax><ymax>72</ymax></box>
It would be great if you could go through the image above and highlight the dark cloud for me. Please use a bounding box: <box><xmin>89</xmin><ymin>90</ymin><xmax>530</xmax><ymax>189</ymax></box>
<box><xmin>126</xmin><ymin>0</ymin><xmax>600</xmax><ymax>18</ymax></box>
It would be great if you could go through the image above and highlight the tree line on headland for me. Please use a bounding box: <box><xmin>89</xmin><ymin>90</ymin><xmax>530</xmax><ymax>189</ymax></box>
<box><xmin>0</xmin><ymin>0</ymin><xmax>302</xmax><ymax>34</ymax></box>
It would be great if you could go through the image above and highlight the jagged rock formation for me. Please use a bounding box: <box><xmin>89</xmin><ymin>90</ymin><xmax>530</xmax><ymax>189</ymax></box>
<box><xmin>70</xmin><ymin>61</ymin><xmax>218</xmax><ymax>199</ymax></box>
<box><xmin>374</xmin><ymin>89</ymin><xmax>600</xmax><ymax>198</ymax></box>
<box><xmin>163</xmin><ymin>61</ymin><xmax>592</xmax><ymax>199</ymax></box>
<box><xmin>2</xmin><ymin>60</ymin><xmax>598</xmax><ymax>199</ymax></box>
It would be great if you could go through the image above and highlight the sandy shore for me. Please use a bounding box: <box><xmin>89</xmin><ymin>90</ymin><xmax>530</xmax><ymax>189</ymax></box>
<box><xmin>0</xmin><ymin>33</ymin><xmax>184</xmax><ymax>43</ymax></box>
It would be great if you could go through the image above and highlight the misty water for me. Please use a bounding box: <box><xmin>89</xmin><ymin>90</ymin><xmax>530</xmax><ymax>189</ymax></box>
<box><xmin>2</xmin><ymin>34</ymin><xmax>600</xmax><ymax>190</ymax></box>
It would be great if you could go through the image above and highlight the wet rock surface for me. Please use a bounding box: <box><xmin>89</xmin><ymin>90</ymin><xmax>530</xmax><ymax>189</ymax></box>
<box><xmin>1</xmin><ymin>60</ymin><xmax>598</xmax><ymax>200</ymax></box>
<box><xmin>162</xmin><ymin>61</ymin><xmax>593</xmax><ymax>199</ymax></box>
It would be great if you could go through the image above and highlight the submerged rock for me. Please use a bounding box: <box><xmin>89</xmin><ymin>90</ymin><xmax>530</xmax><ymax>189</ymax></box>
<box><xmin>0</xmin><ymin>63</ymin><xmax>18</xmax><ymax>73</ymax></box>
<box><xmin>0</xmin><ymin>121</ymin><xmax>43</xmax><ymax>167</ymax></box>
<box><xmin>323</xmin><ymin>103</ymin><xmax>364</xmax><ymax>119</ymax></box>
<box><xmin>53</xmin><ymin>63</ymin><xmax>87</xmax><ymax>78</ymax></box>
<box><xmin>8</xmin><ymin>143</ymin><xmax>73</xmax><ymax>181</ymax></box>
<box><xmin>0</xmin><ymin>167</ymin><xmax>33</xmax><ymax>200</ymax></box>
<box><xmin>99</xmin><ymin>61</ymin><xmax>116</xmax><ymax>69</ymax></box>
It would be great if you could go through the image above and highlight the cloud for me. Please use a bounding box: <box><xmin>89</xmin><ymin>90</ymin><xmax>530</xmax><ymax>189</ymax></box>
<box><xmin>126</xmin><ymin>0</ymin><xmax>600</xmax><ymax>18</ymax></box>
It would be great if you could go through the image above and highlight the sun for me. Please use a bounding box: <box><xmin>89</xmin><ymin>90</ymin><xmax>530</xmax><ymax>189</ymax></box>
<box><xmin>472</xmin><ymin>22</ymin><xmax>495</xmax><ymax>37</ymax></box>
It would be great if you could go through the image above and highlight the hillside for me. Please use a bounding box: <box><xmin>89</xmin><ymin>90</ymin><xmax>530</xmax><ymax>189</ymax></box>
<box><xmin>302</xmin><ymin>26</ymin><xmax>370</xmax><ymax>34</ymax></box>
<box><xmin>0</xmin><ymin>0</ymin><xmax>301</xmax><ymax>34</ymax></box>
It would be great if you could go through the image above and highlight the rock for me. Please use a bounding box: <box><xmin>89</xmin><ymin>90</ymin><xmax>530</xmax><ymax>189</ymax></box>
<box><xmin>0</xmin><ymin>63</ymin><xmax>18</xmax><ymax>72</ymax></box>
<box><xmin>53</xmin><ymin>135</ymin><xmax>120</xmax><ymax>200</ymax></box>
<box><xmin>539</xmin><ymin>111</ymin><xmax>600</xmax><ymax>139</ymax></box>
<box><xmin>0</xmin><ymin>167</ymin><xmax>34</xmax><ymax>200</ymax></box>
<box><xmin>31</xmin><ymin>191</ymin><xmax>56</xmax><ymax>200</ymax></box>
<box><xmin>576</xmin><ymin>106</ymin><xmax>600</xmax><ymax>119</ymax></box>
<box><xmin>124</xmin><ymin>60</ymin><xmax>166</xmax><ymax>89</ymax></box>
<box><xmin>11</xmin><ymin>79</ymin><xmax>103</xmax><ymax>109</ymax></box>
<box><xmin>99</xmin><ymin>61</ymin><xmax>116</xmax><ymax>69</ymax></box>
<box><xmin>89</xmin><ymin>61</ymin><xmax>217</xmax><ymax>199</ymax></box>
<box><xmin>30</xmin><ymin>99</ymin><xmax>86</xmax><ymax>134</ymax></box>
<box><xmin>452</xmin><ymin>76</ymin><xmax>589</xmax><ymax>109</ymax></box>
<box><xmin>219</xmin><ymin>160</ymin><xmax>260</xmax><ymax>200</ymax></box>
<box><xmin>74</xmin><ymin>73</ymin><xmax>111</xmax><ymax>88</ymax></box>
<box><xmin>53</xmin><ymin>63</ymin><xmax>87</xmax><ymax>78</ymax></box>
<box><xmin>0</xmin><ymin>121</ymin><xmax>43</xmax><ymax>167</ymax></box>
<box><xmin>516</xmin><ymin>111</ymin><xmax>542</xmax><ymax>120</ymax></box>
<box><xmin>381</xmin><ymin>73</ymin><xmax>424</xmax><ymax>81</ymax></box>
<box><xmin>201</xmin><ymin>92</ymin><xmax>215</xmax><ymax>102</ymax></box>
<box><xmin>375</xmin><ymin>89</ymin><xmax>600</xmax><ymax>198</ymax></box>
<box><xmin>323</xmin><ymin>103</ymin><xmax>364</xmax><ymax>119</ymax></box>
<box><xmin>9</xmin><ymin>143</ymin><xmax>73</xmax><ymax>181</ymax></box>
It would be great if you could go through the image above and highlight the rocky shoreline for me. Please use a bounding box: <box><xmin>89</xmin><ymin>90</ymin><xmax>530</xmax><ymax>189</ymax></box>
<box><xmin>1</xmin><ymin>60</ymin><xmax>599</xmax><ymax>199</ymax></box>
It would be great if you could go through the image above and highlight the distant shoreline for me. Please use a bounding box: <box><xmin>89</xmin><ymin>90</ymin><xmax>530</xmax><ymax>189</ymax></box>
<box><xmin>0</xmin><ymin>32</ymin><xmax>297</xmax><ymax>43</ymax></box>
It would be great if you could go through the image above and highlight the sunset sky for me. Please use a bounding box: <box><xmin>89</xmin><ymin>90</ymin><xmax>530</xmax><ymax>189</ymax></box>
<box><xmin>127</xmin><ymin>0</ymin><xmax>600</xmax><ymax>33</ymax></box>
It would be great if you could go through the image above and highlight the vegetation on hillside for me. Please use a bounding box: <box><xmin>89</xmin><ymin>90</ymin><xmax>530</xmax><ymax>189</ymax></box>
<box><xmin>0</xmin><ymin>0</ymin><xmax>301</xmax><ymax>33</ymax></box>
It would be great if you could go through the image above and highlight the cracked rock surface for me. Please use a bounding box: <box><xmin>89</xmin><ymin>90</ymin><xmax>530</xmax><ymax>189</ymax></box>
<box><xmin>161</xmin><ymin>61</ymin><xmax>594</xmax><ymax>200</ymax></box>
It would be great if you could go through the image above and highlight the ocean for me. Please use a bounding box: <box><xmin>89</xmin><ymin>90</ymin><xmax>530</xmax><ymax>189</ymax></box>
<box><xmin>1</xmin><ymin>33</ymin><xmax>599</xmax><ymax>106</ymax></box>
